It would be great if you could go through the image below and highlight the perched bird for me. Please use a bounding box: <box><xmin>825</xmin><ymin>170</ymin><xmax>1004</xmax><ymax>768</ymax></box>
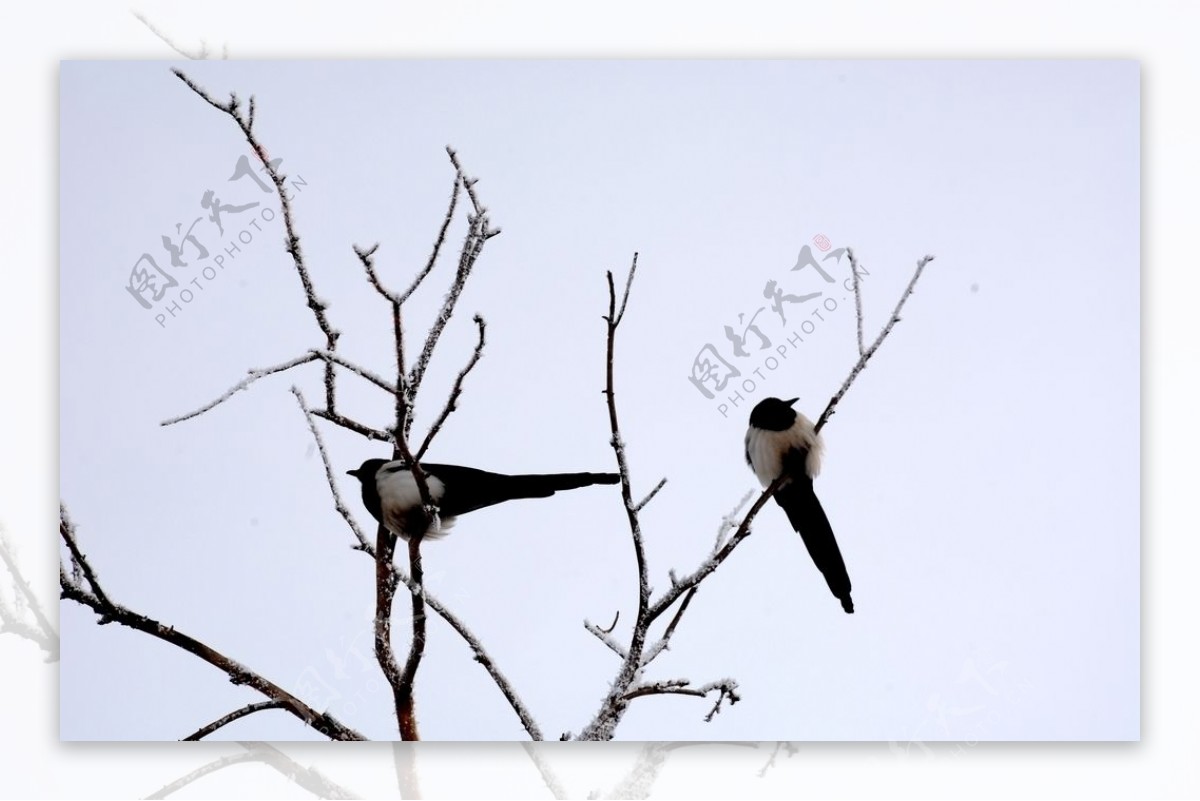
<box><xmin>745</xmin><ymin>397</ymin><xmax>854</xmax><ymax>613</ymax></box>
<box><xmin>346</xmin><ymin>458</ymin><xmax>620</xmax><ymax>541</ymax></box>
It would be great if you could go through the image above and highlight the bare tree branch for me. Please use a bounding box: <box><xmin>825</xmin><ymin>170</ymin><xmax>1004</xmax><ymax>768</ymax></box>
<box><xmin>162</xmin><ymin>349</ymin><xmax>398</xmax><ymax>429</ymax></box>
<box><xmin>181</xmin><ymin>701</ymin><xmax>285</xmax><ymax>741</ymax></box>
<box><xmin>633</xmin><ymin>477</ymin><xmax>668</xmax><ymax>513</ymax></box>
<box><xmin>291</xmin><ymin>387</ymin><xmax>370</xmax><ymax>552</ymax></box>
<box><xmin>161</xmin><ymin>353</ymin><xmax>319</xmax><ymax>426</ymax></box>
<box><xmin>406</xmin><ymin>213</ymin><xmax>490</xmax><ymax>417</ymax></box>
<box><xmin>815</xmin><ymin>254</ymin><xmax>935</xmax><ymax>433</ymax></box>
<box><xmin>59</xmin><ymin>506</ymin><xmax>365</xmax><ymax>741</ymax></box>
<box><xmin>310</xmin><ymin>409</ymin><xmax>392</xmax><ymax>442</ymax></box>
<box><xmin>394</xmin><ymin>532</ymin><xmax>426</xmax><ymax>741</ymax></box>
<box><xmin>173</xmin><ymin>69</ymin><xmax>342</xmax><ymax>410</ymax></box>
<box><xmin>584</xmin><ymin>619</ymin><xmax>629</xmax><ymax>660</ymax></box>
<box><xmin>577</xmin><ymin>254</ymin><xmax>661</xmax><ymax>740</ymax></box>
<box><xmin>622</xmin><ymin>678</ymin><xmax>740</xmax><ymax>723</ymax></box>
<box><xmin>415</xmin><ymin>314</ymin><xmax>486</xmax><ymax>461</ymax></box>
<box><xmin>849</xmin><ymin>247</ymin><xmax>866</xmax><ymax>356</ymax></box>
<box><xmin>640</xmin><ymin>585</ymin><xmax>698</xmax><ymax>669</ymax></box>
<box><xmin>399</xmin><ymin>162</ymin><xmax>463</xmax><ymax>305</ymax></box>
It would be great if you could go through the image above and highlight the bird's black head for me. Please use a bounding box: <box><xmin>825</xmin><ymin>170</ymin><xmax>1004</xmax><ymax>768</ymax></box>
<box><xmin>346</xmin><ymin>458</ymin><xmax>391</xmax><ymax>484</ymax></box>
<box><xmin>748</xmin><ymin>396</ymin><xmax>799</xmax><ymax>431</ymax></box>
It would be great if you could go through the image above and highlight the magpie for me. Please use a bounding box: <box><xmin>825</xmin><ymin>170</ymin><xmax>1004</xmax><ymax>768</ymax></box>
<box><xmin>346</xmin><ymin>458</ymin><xmax>620</xmax><ymax>541</ymax></box>
<box><xmin>745</xmin><ymin>397</ymin><xmax>854</xmax><ymax>614</ymax></box>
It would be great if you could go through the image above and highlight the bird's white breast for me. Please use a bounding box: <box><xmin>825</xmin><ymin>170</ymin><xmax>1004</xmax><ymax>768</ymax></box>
<box><xmin>375</xmin><ymin>467</ymin><xmax>453</xmax><ymax>540</ymax></box>
<box><xmin>745</xmin><ymin>413</ymin><xmax>824</xmax><ymax>486</ymax></box>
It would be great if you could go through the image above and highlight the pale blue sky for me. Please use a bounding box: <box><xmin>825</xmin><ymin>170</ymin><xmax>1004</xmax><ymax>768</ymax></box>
<box><xmin>58</xmin><ymin>59</ymin><xmax>1138</xmax><ymax>741</ymax></box>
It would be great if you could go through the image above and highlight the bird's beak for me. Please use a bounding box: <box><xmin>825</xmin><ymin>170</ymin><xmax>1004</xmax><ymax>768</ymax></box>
<box><xmin>786</xmin><ymin>397</ymin><xmax>799</xmax><ymax>406</ymax></box>
<box><xmin>345</xmin><ymin>469</ymin><xmax>356</xmax><ymax>477</ymax></box>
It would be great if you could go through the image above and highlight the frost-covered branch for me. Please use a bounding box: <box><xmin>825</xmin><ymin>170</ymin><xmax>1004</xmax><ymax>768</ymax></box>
<box><xmin>181</xmin><ymin>701</ymin><xmax>285</xmax><ymax>741</ymax></box>
<box><xmin>619</xmin><ymin>678</ymin><xmax>739</xmax><ymax>725</ymax></box>
<box><xmin>291</xmin><ymin>387</ymin><xmax>370</xmax><ymax>552</ymax></box>
<box><xmin>311</xmin><ymin>409</ymin><xmax>392</xmax><ymax>442</ymax></box>
<box><xmin>162</xmin><ymin>352</ymin><xmax>316</xmax><ymax>424</ymax></box>
<box><xmin>59</xmin><ymin>505</ymin><xmax>365</xmax><ymax>741</ymax></box>
<box><xmin>575</xmin><ymin>255</ymin><xmax>658</xmax><ymax>741</ymax></box>
<box><xmin>161</xmin><ymin>350</ymin><xmax>397</xmax><ymax>427</ymax></box>
<box><xmin>399</xmin><ymin>161</ymin><xmax>463</xmax><ymax>305</ymax></box>
<box><xmin>633</xmin><ymin>477</ymin><xmax>668</xmax><ymax>513</ymax></box>
<box><xmin>584</xmin><ymin>618</ymin><xmax>629</xmax><ymax>660</ymax></box>
<box><xmin>406</xmin><ymin>207</ymin><xmax>497</xmax><ymax>420</ymax></box>
<box><xmin>576</xmin><ymin>255</ymin><xmax>752</xmax><ymax>739</ymax></box>
<box><xmin>173</xmin><ymin>68</ymin><xmax>341</xmax><ymax>410</ymax></box>
<box><xmin>849</xmin><ymin>247</ymin><xmax>867</xmax><ymax>357</ymax></box>
<box><xmin>415</xmin><ymin>314</ymin><xmax>486</xmax><ymax>461</ymax></box>
<box><xmin>815</xmin><ymin>253</ymin><xmax>935</xmax><ymax>433</ymax></box>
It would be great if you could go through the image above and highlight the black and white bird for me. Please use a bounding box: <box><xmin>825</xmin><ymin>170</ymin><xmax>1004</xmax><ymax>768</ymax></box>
<box><xmin>745</xmin><ymin>397</ymin><xmax>854</xmax><ymax>614</ymax></box>
<box><xmin>346</xmin><ymin>458</ymin><xmax>620</xmax><ymax>541</ymax></box>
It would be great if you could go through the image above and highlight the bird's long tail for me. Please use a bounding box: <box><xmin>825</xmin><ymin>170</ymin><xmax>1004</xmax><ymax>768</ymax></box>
<box><xmin>775</xmin><ymin>479</ymin><xmax>854</xmax><ymax>613</ymax></box>
<box><xmin>500</xmin><ymin>472</ymin><xmax>620</xmax><ymax>499</ymax></box>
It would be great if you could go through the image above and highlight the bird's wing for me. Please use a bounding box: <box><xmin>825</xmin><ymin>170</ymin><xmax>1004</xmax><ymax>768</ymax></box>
<box><xmin>419</xmin><ymin>463</ymin><xmax>521</xmax><ymax>517</ymax></box>
<box><xmin>422</xmin><ymin>463</ymin><xmax>617</xmax><ymax>517</ymax></box>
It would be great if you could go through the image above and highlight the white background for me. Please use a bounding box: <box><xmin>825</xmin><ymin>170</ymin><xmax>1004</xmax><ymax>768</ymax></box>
<box><xmin>2</xmin><ymin>1</ymin><xmax>1195</xmax><ymax>798</ymax></box>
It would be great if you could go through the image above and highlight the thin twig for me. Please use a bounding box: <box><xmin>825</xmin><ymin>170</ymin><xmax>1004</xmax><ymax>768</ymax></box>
<box><xmin>415</xmin><ymin>315</ymin><xmax>487</xmax><ymax>461</ymax></box>
<box><xmin>815</xmin><ymin>254</ymin><xmax>934</xmax><ymax>433</ymax></box>
<box><xmin>163</xmin><ymin>349</ymin><xmax>397</xmax><ymax>429</ymax></box>
<box><xmin>58</xmin><ymin>504</ymin><xmax>112</xmax><ymax>610</ymax></box>
<box><xmin>311</xmin><ymin>409</ymin><xmax>392</xmax><ymax>442</ymax></box>
<box><xmin>584</xmin><ymin>620</ymin><xmax>629</xmax><ymax>660</ymax></box>
<box><xmin>633</xmin><ymin>477</ymin><xmax>667</xmax><ymax>512</ymax></box>
<box><xmin>406</xmin><ymin>214</ymin><xmax>489</xmax><ymax>415</ymax></box>
<box><xmin>182</xmin><ymin>701</ymin><xmax>285</xmax><ymax>741</ymax></box>
<box><xmin>398</xmin><ymin>164</ymin><xmax>463</xmax><ymax>305</ymax></box>
<box><xmin>161</xmin><ymin>353</ymin><xmax>319</xmax><ymax>426</ymax></box>
<box><xmin>446</xmin><ymin>147</ymin><xmax>487</xmax><ymax>220</ymax></box>
<box><xmin>614</xmin><ymin>253</ymin><xmax>639</xmax><ymax>326</ymax></box>
<box><xmin>641</xmin><ymin>586</ymin><xmax>698</xmax><ymax>668</ymax></box>
<box><xmin>848</xmin><ymin>247</ymin><xmax>866</xmax><ymax>357</ymax></box>
<box><xmin>291</xmin><ymin>387</ymin><xmax>371</xmax><ymax>552</ymax></box>
<box><xmin>622</xmin><ymin>678</ymin><xmax>740</xmax><ymax>723</ymax></box>
<box><xmin>645</xmin><ymin>473</ymin><xmax>787</xmax><ymax>626</ymax></box>
<box><xmin>355</xmin><ymin>243</ymin><xmax>397</xmax><ymax>302</ymax></box>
